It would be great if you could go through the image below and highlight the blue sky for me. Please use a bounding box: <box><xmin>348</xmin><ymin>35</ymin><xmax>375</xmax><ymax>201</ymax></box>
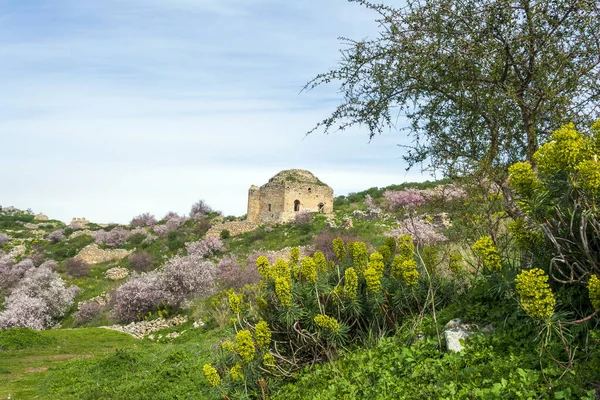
<box><xmin>0</xmin><ymin>0</ymin><xmax>429</xmax><ymax>223</ymax></box>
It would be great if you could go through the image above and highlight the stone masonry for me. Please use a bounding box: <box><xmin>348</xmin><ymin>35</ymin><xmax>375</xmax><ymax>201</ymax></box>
<box><xmin>247</xmin><ymin>169</ymin><xmax>334</xmax><ymax>224</ymax></box>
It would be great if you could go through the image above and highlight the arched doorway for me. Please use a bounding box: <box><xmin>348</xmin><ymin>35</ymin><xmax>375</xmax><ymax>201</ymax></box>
<box><xmin>318</xmin><ymin>203</ymin><xmax>325</xmax><ymax>213</ymax></box>
<box><xmin>294</xmin><ymin>200</ymin><xmax>301</xmax><ymax>212</ymax></box>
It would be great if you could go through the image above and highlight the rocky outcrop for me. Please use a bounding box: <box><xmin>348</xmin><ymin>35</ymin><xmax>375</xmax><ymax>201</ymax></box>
<box><xmin>444</xmin><ymin>318</ymin><xmax>475</xmax><ymax>352</ymax></box>
<box><xmin>75</xmin><ymin>244</ymin><xmax>131</xmax><ymax>264</ymax></box>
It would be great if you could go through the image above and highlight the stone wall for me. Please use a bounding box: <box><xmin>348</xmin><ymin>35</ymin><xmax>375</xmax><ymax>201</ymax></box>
<box><xmin>206</xmin><ymin>220</ymin><xmax>260</xmax><ymax>238</ymax></box>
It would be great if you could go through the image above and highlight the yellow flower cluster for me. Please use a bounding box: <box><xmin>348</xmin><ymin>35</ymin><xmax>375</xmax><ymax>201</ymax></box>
<box><xmin>508</xmin><ymin>161</ymin><xmax>538</xmax><ymax>196</ymax></box>
<box><xmin>313</xmin><ymin>251</ymin><xmax>327</xmax><ymax>273</ymax></box>
<box><xmin>275</xmin><ymin>276</ymin><xmax>292</xmax><ymax>307</ymax></box>
<box><xmin>300</xmin><ymin>256</ymin><xmax>318</xmax><ymax>284</ymax></box>
<box><xmin>254</xmin><ymin>320</ymin><xmax>271</xmax><ymax>349</ymax></box>
<box><xmin>332</xmin><ymin>238</ymin><xmax>347</xmax><ymax>262</ymax></box>
<box><xmin>256</xmin><ymin>256</ymin><xmax>271</xmax><ymax>280</ymax></box>
<box><xmin>221</xmin><ymin>340</ymin><xmax>235</xmax><ymax>353</ymax></box>
<box><xmin>290</xmin><ymin>247</ymin><xmax>300</xmax><ymax>279</ymax></box>
<box><xmin>392</xmin><ymin>256</ymin><xmax>419</xmax><ymax>286</ymax></box>
<box><xmin>576</xmin><ymin>158</ymin><xmax>600</xmax><ymax>192</ymax></box>
<box><xmin>397</xmin><ymin>235</ymin><xmax>414</xmax><ymax>259</ymax></box>
<box><xmin>507</xmin><ymin>219</ymin><xmax>543</xmax><ymax>250</ymax></box>
<box><xmin>364</xmin><ymin>266</ymin><xmax>382</xmax><ymax>293</ymax></box>
<box><xmin>351</xmin><ymin>242</ymin><xmax>369</xmax><ymax>273</ymax></box>
<box><xmin>515</xmin><ymin>268</ymin><xmax>556</xmax><ymax>320</ymax></box>
<box><xmin>227</xmin><ymin>290</ymin><xmax>242</xmax><ymax>315</ymax></box>
<box><xmin>272</xmin><ymin>259</ymin><xmax>291</xmax><ymax>280</ymax></box>
<box><xmin>368</xmin><ymin>252</ymin><xmax>385</xmax><ymax>274</ymax></box>
<box><xmin>263</xmin><ymin>353</ymin><xmax>275</xmax><ymax>367</ymax></box>
<box><xmin>344</xmin><ymin>267</ymin><xmax>358</xmax><ymax>299</ymax></box>
<box><xmin>230</xmin><ymin>362</ymin><xmax>243</xmax><ymax>380</ymax></box>
<box><xmin>202</xmin><ymin>364</ymin><xmax>221</xmax><ymax>387</ymax></box>
<box><xmin>534</xmin><ymin>122</ymin><xmax>591</xmax><ymax>174</ymax></box>
<box><xmin>314</xmin><ymin>314</ymin><xmax>341</xmax><ymax>333</ymax></box>
<box><xmin>588</xmin><ymin>275</ymin><xmax>600</xmax><ymax>311</ymax></box>
<box><xmin>472</xmin><ymin>236</ymin><xmax>502</xmax><ymax>272</ymax></box>
<box><xmin>235</xmin><ymin>330</ymin><xmax>256</xmax><ymax>362</ymax></box>
<box><xmin>448</xmin><ymin>253</ymin><xmax>463</xmax><ymax>274</ymax></box>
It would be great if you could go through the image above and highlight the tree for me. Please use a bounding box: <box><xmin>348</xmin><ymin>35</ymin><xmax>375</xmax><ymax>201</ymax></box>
<box><xmin>307</xmin><ymin>0</ymin><xmax>600</xmax><ymax>176</ymax></box>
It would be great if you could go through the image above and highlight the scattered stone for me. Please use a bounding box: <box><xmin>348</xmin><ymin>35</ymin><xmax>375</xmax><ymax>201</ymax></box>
<box><xmin>101</xmin><ymin>316</ymin><xmax>188</xmax><ymax>339</ymax></box>
<box><xmin>105</xmin><ymin>267</ymin><xmax>129</xmax><ymax>280</ymax></box>
<box><xmin>76</xmin><ymin>244</ymin><xmax>131</xmax><ymax>264</ymax></box>
<box><xmin>481</xmin><ymin>324</ymin><xmax>494</xmax><ymax>334</ymax></box>
<box><xmin>70</xmin><ymin>229</ymin><xmax>96</xmax><ymax>239</ymax></box>
<box><xmin>325</xmin><ymin>219</ymin><xmax>337</xmax><ymax>229</ymax></box>
<box><xmin>79</xmin><ymin>292</ymin><xmax>112</xmax><ymax>308</ymax></box>
<box><xmin>193</xmin><ymin>320</ymin><xmax>205</xmax><ymax>329</ymax></box>
<box><xmin>444</xmin><ymin>318</ymin><xmax>475</xmax><ymax>352</ymax></box>
<box><xmin>8</xmin><ymin>245</ymin><xmax>26</xmax><ymax>259</ymax></box>
<box><xmin>342</xmin><ymin>216</ymin><xmax>353</xmax><ymax>229</ymax></box>
<box><xmin>166</xmin><ymin>332</ymin><xmax>180</xmax><ymax>339</ymax></box>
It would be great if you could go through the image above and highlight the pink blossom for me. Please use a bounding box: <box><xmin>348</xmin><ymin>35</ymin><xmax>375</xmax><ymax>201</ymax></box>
<box><xmin>384</xmin><ymin>188</ymin><xmax>427</xmax><ymax>210</ymax></box>
<box><xmin>185</xmin><ymin>237</ymin><xmax>225</xmax><ymax>258</ymax></box>
<box><xmin>387</xmin><ymin>218</ymin><xmax>446</xmax><ymax>246</ymax></box>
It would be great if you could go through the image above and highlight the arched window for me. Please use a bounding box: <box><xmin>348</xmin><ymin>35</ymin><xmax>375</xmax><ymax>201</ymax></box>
<box><xmin>318</xmin><ymin>203</ymin><xmax>325</xmax><ymax>213</ymax></box>
<box><xmin>294</xmin><ymin>200</ymin><xmax>301</xmax><ymax>212</ymax></box>
<box><xmin>268</xmin><ymin>204</ymin><xmax>272</xmax><ymax>212</ymax></box>
<box><xmin>308</xmin><ymin>187</ymin><xmax>312</xmax><ymax>193</ymax></box>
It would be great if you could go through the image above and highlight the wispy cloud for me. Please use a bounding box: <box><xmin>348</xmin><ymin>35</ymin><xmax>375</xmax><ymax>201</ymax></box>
<box><xmin>0</xmin><ymin>0</ymin><xmax>423</xmax><ymax>223</ymax></box>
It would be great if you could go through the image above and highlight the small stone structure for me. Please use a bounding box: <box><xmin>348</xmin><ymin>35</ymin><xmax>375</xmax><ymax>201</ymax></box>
<box><xmin>247</xmin><ymin>169</ymin><xmax>334</xmax><ymax>224</ymax></box>
<box><xmin>70</xmin><ymin>217</ymin><xmax>90</xmax><ymax>228</ymax></box>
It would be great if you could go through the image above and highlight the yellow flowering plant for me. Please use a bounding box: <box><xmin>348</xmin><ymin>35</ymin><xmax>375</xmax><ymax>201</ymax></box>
<box><xmin>515</xmin><ymin>268</ymin><xmax>556</xmax><ymax>321</ymax></box>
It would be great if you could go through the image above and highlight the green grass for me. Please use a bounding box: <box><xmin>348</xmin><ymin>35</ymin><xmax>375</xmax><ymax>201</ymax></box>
<box><xmin>0</xmin><ymin>323</ymin><xmax>231</xmax><ymax>400</ymax></box>
<box><xmin>0</xmin><ymin>328</ymin><xmax>137</xmax><ymax>399</ymax></box>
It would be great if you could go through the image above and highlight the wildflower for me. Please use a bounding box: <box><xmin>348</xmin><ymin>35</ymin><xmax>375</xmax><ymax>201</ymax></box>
<box><xmin>576</xmin><ymin>158</ymin><xmax>600</xmax><ymax>192</ymax></box>
<box><xmin>256</xmin><ymin>256</ymin><xmax>271</xmax><ymax>280</ymax></box>
<box><xmin>332</xmin><ymin>238</ymin><xmax>347</xmax><ymax>262</ymax></box>
<box><xmin>300</xmin><ymin>257</ymin><xmax>317</xmax><ymax>284</ymax></box>
<box><xmin>515</xmin><ymin>268</ymin><xmax>556</xmax><ymax>320</ymax></box>
<box><xmin>254</xmin><ymin>320</ymin><xmax>271</xmax><ymax>349</ymax></box>
<box><xmin>392</xmin><ymin>256</ymin><xmax>419</xmax><ymax>286</ymax></box>
<box><xmin>588</xmin><ymin>275</ymin><xmax>600</xmax><ymax>311</ymax></box>
<box><xmin>221</xmin><ymin>340</ymin><xmax>235</xmax><ymax>353</ymax></box>
<box><xmin>472</xmin><ymin>236</ymin><xmax>502</xmax><ymax>272</ymax></box>
<box><xmin>290</xmin><ymin>247</ymin><xmax>300</xmax><ymax>279</ymax></box>
<box><xmin>263</xmin><ymin>353</ymin><xmax>276</xmax><ymax>367</ymax></box>
<box><xmin>397</xmin><ymin>234</ymin><xmax>414</xmax><ymax>259</ymax></box>
<box><xmin>508</xmin><ymin>161</ymin><xmax>538</xmax><ymax>196</ymax></box>
<box><xmin>350</xmin><ymin>242</ymin><xmax>369</xmax><ymax>273</ymax></box>
<box><xmin>314</xmin><ymin>314</ymin><xmax>340</xmax><ymax>333</ymax></box>
<box><xmin>275</xmin><ymin>276</ymin><xmax>292</xmax><ymax>307</ymax></box>
<box><xmin>230</xmin><ymin>363</ymin><xmax>243</xmax><ymax>380</ymax></box>
<box><xmin>534</xmin><ymin>122</ymin><xmax>591</xmax><ymax>174</ymax></box>
<box><xmin>368</xmin><ymin>252</ymin><xmax>385</xmax><ymax>275</ymax></box>
<box><xmin>272</xmin><ymin>259</ymin><xmax>290</xmax><ymax>280</ymax></box>
<box><xmin>235</xmin><ymin>330</ymin><xmax>256</xmax><ymax>362</ymax></box>
<box><xmin>202</xmin><ymin>364</ymin><xmax>221</xmax><ymax>387</ymax></box>
<box><xmin>313</xmin><ymin>251</ymin><xmax>327</xmax><ymax>273</ymax></box>
<box><xmin>227</xmin><ymin>290</ymin><xmax>242</xmax><ymax>315</ymax></box>
<box><xmin>378</xmin><ymin>244</ymin><xmax>393</xmax><ymax>267</ymax></box>
<box><xmin>344</xmin><ymin>267</ymin><xmax>358</xmax><ymax>299</ymax></box>
<box><xmin>364</xmin><ymin>266</ymin><xmax>382</xmax><ymax>293</ymax></box>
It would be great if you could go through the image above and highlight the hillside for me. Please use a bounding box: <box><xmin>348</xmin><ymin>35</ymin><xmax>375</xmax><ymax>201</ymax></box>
<box><xmin>1</xmin><ymin>170</ymin><xmax>599</xmax><ymax>399</ymax></box>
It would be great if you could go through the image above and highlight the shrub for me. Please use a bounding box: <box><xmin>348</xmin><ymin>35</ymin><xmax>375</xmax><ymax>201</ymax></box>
<box><xmin>128</xmin><ymin>251</ymin><xmax>155</xmax><ymax>272</ymax></box>
<box><xmin>185</xmin><ymin>237</ymin><xmax>225</xmax><ymax>258</ymax></box>
<box><xmin>294</xmin><ymin>210</ymin><xmax>313</xmax><ymax>225</ymax></box>
<box><xmin>217</xmin><ymin>255</ymin><xmax>260</xmax><ymax>289</ymax></box>
<box><xmin>0</xmin><ymin>258</ymin><xmax>35</xmax><ymax>290</ymax></box>
<box><xmin>46</xmin><ymin>230</ymin><xmax>65</xmax><ymax>244</ymax></box>
<box><xmin>190</xmin><ymin>199</ymin><xmax>213</xmax><ymax>219</ymax></box>
<box><xmin>220</xmin><ymin>229</ymin><xmax>231</xmax><ymax>239</ymax></box>
<box><xmin>112</xmin><ymin>272</ymin><xmax>173</xmax><ymax>322</ymax></box>
<box><xmin>0</xmin><ymin>232</ymin><xmax>10</xmax><ymax>246</ymax></box>
<box><xmin>383</xmin><ymin>188</ymin><xmax>427</xmax><ymax>210</ymax></box>
<box><xmin>162</xmin><ymin>255</ymin><xmax>217</xmax><ymax>304</ymax></box>
<box><xmin>0</xmin><ymin>265</ymin><xmax>78</xmax><ymax>329</ymax></box>
<box><xmin>387</xmin><ymin>217</ymin><xmax>446</xmax><ymax>246</ymax></box>
<box><xmin>64</xmin><ymin>258</ymin><xmax>89</xmax><ymax>277</ymax></box>
<box><xmin>73</xmin><ymin>301</ymin><xmax>104</xmax><ymax>325</ymax></box>
<box><xmin>94</xmin><ymin>228</ymin><xmax>133</xmax><ymax>247</ymax></box>
<box><xmin>130</xmin><ymin>213</ymin><xmax>157</xmax><ymax>228</ymax></box>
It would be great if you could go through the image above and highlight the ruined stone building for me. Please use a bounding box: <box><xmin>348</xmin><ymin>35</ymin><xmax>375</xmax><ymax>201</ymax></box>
<box><xmin>247</xmin><ymin>169</ymin><xmax>334</xmax><ymax>224</ymax></box>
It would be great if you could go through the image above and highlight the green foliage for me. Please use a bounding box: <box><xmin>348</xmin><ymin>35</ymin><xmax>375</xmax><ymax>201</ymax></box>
<box><xmin>275</xmin><ymin>331</ymin><xmax>596</xmax><ymax>400</ymax></box>
<box><xmin>220</xmin><ymin>229</ymin><xmax>231</xmax><ymax>239</ymax></box>
<box><xmin>44</xmin><ymin>234</ymin><xmax>94</xmax><ymax>260</ymax></box>
<box><xmin>0</xmin><ymin>328</ymin><xmax>55</xmax><ymax>351</ymax></box>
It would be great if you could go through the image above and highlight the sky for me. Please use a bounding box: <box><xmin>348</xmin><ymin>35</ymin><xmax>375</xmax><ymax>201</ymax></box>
<box><xmin>0</xmin><ymin>0</ymin><xmax>430</xmax><ymax>224</ymax></box>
